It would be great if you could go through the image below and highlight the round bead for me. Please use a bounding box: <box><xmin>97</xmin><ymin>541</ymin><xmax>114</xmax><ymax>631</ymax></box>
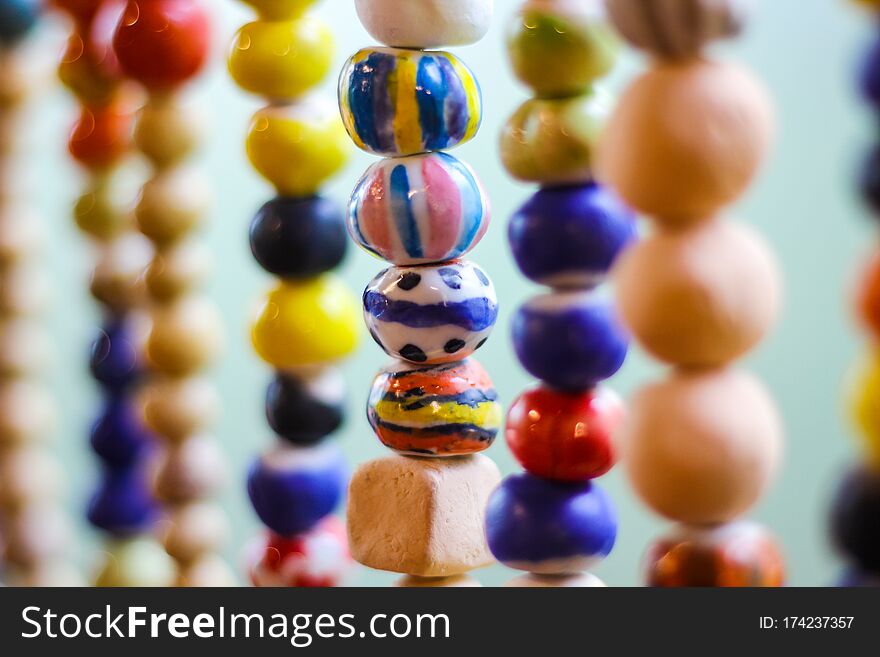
<box><xmin>486</xmin><ymin>474</ymin><xmax>617</xmax><ymax>575</ymax></box>
<box><xmin>229</xmin><ymin>17</ymin><xmax>333</xmax><ymax>99</ymax></box>
<box><xmin>355</xmin><ymin>0</ymin><xmax>491</xmax><ymax>48</ymax></box>
<box><xmin>145</xmin><ymin>240</ymin><xmax>212</xmax><ymax>302</ymax></box>
<box><xmin>74</xmin><ymin>174</ymin><xmax>129</xmax><ymax>240</ymax></box>
<box><xmin>90</xmin><ymin>396</ymin><xmax>152</xmax><ymax>467</ymax></box>
<box><xmin>512</xmin><ymin>291</ymin><xmax>629</xmax><ymax>391</ymax></box>
<box><xmin>247</xmin><ymin>443</ymin><xmax>348</xmax><ymax>536</ymax></box>
<box><xmin>176</xmin><ymin>554</ymin><xmax>238</xmax><ymax>587</ymax></box>
<box><xmin>87</xmin><ymin>465</ymin><xmax>158</xmax><ymax>534</ymax></box>
<box><xmin>0</xmin><ymin>445</ymin><xmax>63</xmax><ymax>509</ymax></box>
<box><xmin>135</xmin><ymin>165</ymin><xmax>210</xmax><ymax>246</ymax></box>
<box><xmin>859</xmin><ymin>144</ymin><xmax>880</xmax><ymax>217</ymax></box>
<box><xmin>153</xmin><ymin>434</ymin><xmax>227</xmax><ymax>503</ymax></box>
<box><xmin>134</xmin><ymin>96</ymin><xmax>203</xmax><ymax>168</ymax></box>
<box><xmin>89</xmin><ymin>234</ymin><xmax>152</xmax><ymax>312</ymax></box>
<box><xmin>838</xmin><ymin>569</ymin><xmax>880</xmax><ymax>587</ymax></box>
<box><xmin>509</xmin><ymin>183</ymin><xmax>637</xmax><ymax>288</ymax></box>
<box><xmin>146</xmin><ymin>297</ymin><xmax>223</xmax><ymax>376</ymax></box>
<box><xmin>3</xmin><ymin>503</ymin><xmax>71</xmax><ymax>567</ymax></box>
<box><xmin>0</xmin><ymin>318</ymin><xmax>52</xmax><ymax>375</ymax></box>
<box><xmin>251</xmin><ymin>275</ymin><xmax>359</xmax><ymax>369</ymax></box>
<box><xmin>506</xmin><ymin>385</ymin><xmax>624</xmax><ymax>482</ymax></box>
<box><xmin>614</xmin><ymin>219</ymin><xmax>781</xmax><ymax>368</ymax></box>
<box><xmin>68</xmin><ymin>102</ymin><xmax>131</xmax><ymax>170</ymax></box>
<box><xmin>57</xmin><ymin>33</ymin><xmax>118</xmax><ymax>107</ymax></box>
<box><xmin>851</xmin><ymin>352</ymin><xmax>880</xmax><ymax>465</ymax></box>
<box><xmin>246</xmin><ymin>100</ymin><xmax>350</xmax><ymax>197</ymax></box>
<box><xmin>339</xmin><ymin>47</ymin><xmax>481</xmax><ymax>156</ymax></box>
<box><xmin>0</xmin><ymin>205</ymin><xmax>44</xmax><ymax>263</ymax></box>
<box><xmin>644</xmin><ymin>522</ymin><xmax>785</xmax><ymax>587</ymax></box>
<box><xmin>364</xmin><ymin>261</ymin><xmax>498</xmax><ymax>365</ymax></box>
<box><xmin>396</xmin><ymin>575</ymin><xmax>482</xmax><ymax>588</ymax></box>
<box><xmin>266</xmin><ymin>368</ymin><xmax>345</xmax><ymax>446</ymax></box>
<box><xmin>598</xmin><ymin>60</ymin><xmax>773</xmax><ymax>224</ymax></box>
<box><xmin>367</xmin><ymin>359</ymin><xmax>501</xmax><ymax>457</ymax></box>
<box><xmin>250</xmin><ymin>196</ymin><xmax>347</xmax><ymax>279</ymax></box>
<box><xmin>239</xmin><ymin>0</ymin><xmax>316</xmax><ymax>20</ymax></box>
<box><xmin>0</xmin><ymin>260</ymin><xmax>50</xmax><ymax>315</ymax></box>
<box><xmin>89</xmin><ymin>319</ymin><xmax>142</xmax><ymax>390</ymax></box>
<box><xmin>505</xmin><ymin>573</ymin><xmax>606</xmax><ymax>588</ymax></box>
<box><xmin>860</xmin><ymin>34</ymin><xmax>880</xmax><ymax>106</ymax></box>
<box><xmin>831</xmin><ymin>466</ymin><xmax>880</xmax><ymax>573</ymax></box>
<box><xmin>140</xmin><ymin>376</ymin><xmax>219</xmax><ymax>443</ymax></box>
<box><xmin>0</xmin><ymin>0</ymin><xmax>40</xmax><ymax>44</ymax></box>
<box><xmin>94</xmin><ymin>537</ymin><xmax>175</xmax><ymax>587</ymax></box>
<box><xmin>162</xmin><ymin>501</ymin><xmax>230</xmax><ymax>565</ymax></box>
<box><xmin>349</xmin><ymin>152</ymin><xmax>490</xmax><ymax>265</ymax></box>
<box><xmin>0</xmin><ymin>381</ymin><xmax>55</xmax><ymax>445</ymax></box>
<box><xmin>622</xmin><ymin>368</ymin><xmax>783</xmax><ymax>525</ymax></box>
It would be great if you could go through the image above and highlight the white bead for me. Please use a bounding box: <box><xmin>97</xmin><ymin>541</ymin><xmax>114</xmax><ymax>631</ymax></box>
<box><xmin>355</xmin><ymin>0</ymin><xmax>493</xmax><ymax>48</ymax></box>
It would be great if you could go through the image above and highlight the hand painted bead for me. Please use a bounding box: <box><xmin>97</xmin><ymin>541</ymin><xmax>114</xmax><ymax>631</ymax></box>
<box><xmin>364</xmin><ymin>261</ymin><xmax>497</xmax><ymax>364</ymax></box>
<box><xmin>135</xmin><ymin>96</ymin><xmax>204</xmax><ymax>168</ymax></box>
<box><xmin>486</xmin><ymin>473</ymin><xmax>617</xmax><ymax>575</ymax></box>
<box><xmin>509</xmin><ymin>183</ymin><xmax>636</xmax><ymax>288</ymax></box>
<box><xmin>500</xmin><ymin>92</ymin><xmax>610</xmax><ymax>185</ymax></box>
<box><xmin>512</xmin><ymin>291</ymin><xmax>629</xmax><ymax>391</ymax></box>
<box><xmin>240</xmin><ymin>0</ymin><xmax>317</xmax><ymax>20</ymax></box>
<box><xmin>247</xmin><ymin>443</ymin><xmax>348</xmax><ymax>536</ymax></box>
<box><xmin>163</xmin><ymin>501</ymin><xmax>230</xmax><ymax>565</ymax></box>
<box><xmin>349</xmin><ymin>152</ymin><xmax>490</xmax><ymax>265</ymax></box>
<box><xmin>507</xmin><ymin>0</ymin><xmax>618</xmax><ymax>98</ymax></box>
<box><xmin>229</xmin><ymin>17</ymin><xmax>333</xmax><ymax>99</ymax></box>
<box><xmin>68</xmin><ymin>102</ymin><xmax>132</xmax><ymax>170</ymax></box>
<box><xmin>251</xmin><ymin>275</ymin><xmax>360</xmax><ymax>369</ymax></box>
<box><xmin>94</xmin><ymin>537</ymin><xmax>175</xmax><ymax>587</ymax></box>
<box><xmin>140</xmin><ymin>376</ymin><xmax>220</xmax><ymax>443</ymax></box>
<box><xmin>250</xmin><ymin>196</ymin><xmax>347</xmax><ymax>279</ymax></box>
<box><xmin>246</xmin><ymin>99</ymin><xmax>350</xmax><ymax>197</ymax></box>
<box><xmin>90</xmin><ymin>396</ymin><xmax>152</xmax><ymax>467</ymax></box>
<box><xmin>506</xmin><ymin>385</ymin><xmax>624</xmax><ymax>482</ymax></box>
<box><xmin>505</xmin><ymin>573</ymin><xmax>606</xmax><ymax>588</ymax></box>
<box><xmin>0</xmin><ymin>381</ymin><xmax>56</xmax><ymax>444</ymax></box>
<box><xmin>146</xmin><ymin>240</ymin><xmax>212</xmax><ymax>302</ymax></box>
<box><xmin>354</xmin><ymin>0</ymin><xmax>492</xmax><ymax>48</ymax></box>
<box><xmin>367</xmin><ymin>359</ymin><xmax>501</xmax><ymax>457</ymax></box>
<box><xmin>87</xmin><ymin>465</ymin><xmax>158</xmax><ymax>534</ymax></box>
<box><xmin>622</xmin><ymin>368</ymin><xmax>783</xmax><ymax>525</ymax></box>
<box><xmin>644</xmin><ymin>522</ymin><xmax>785</xmax><ymax>587</ymax></box>
<box><xmin>146</xmin><ymin>297</ymin><xmax>223</xmax><ymax>376</ymax></box>
<box><xmin>0</xmin><ymin>0</ymin><xmax>39</xmax><ymax>43</ymax></box>
<box><xmin>831</xmin><ymin>466</ymin><xmax>880</xmax><ymax>573</ymax></box>
<box><xmin>339</xmin><ymin>47</ymin><xmax>481</xmax><ymax>156</ymax></box>
<box><xmin>614</xmin><ymin>220</ymin><xmax>781</xmax><ymax>368</ymax></box>
<box><xmin>89</xmin><ymin>320</ymin><xmax>142</xmax><ymax>390</ymax></box>
<box><xmin>266</xmin><ymin>368</ymin><xmax>345</xmax><ymax>446</ymax></box>
<box><xmin>135</xmin><ymin>165</ymin><xmax>210</xmax><ymax>245</ymax></box>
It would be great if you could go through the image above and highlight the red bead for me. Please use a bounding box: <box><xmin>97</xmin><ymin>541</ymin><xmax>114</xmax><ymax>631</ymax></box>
<box><xmin>855</xmin><ymin>248</ymin><xmax>880</xmax><ymax>339</ymax></box>
<box><xmin>506</xmin><ymin>385</ymin><xmax>624</xmax><ymax>482</ymax></box>
<box><xmin>112</xmin><ymin>0</ymin><xmax>210</xmax><ymax>90</ymax></box>
<box><xmin>68</xmin><ymin>101</ymin><xmax>132</xmax><ymax>169</ymax></box>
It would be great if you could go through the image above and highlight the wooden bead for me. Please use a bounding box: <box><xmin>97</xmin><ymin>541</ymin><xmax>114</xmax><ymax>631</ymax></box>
<box><xmin>94</xmin><ymin>537</ymin><xmax>175</xmax><ymax>587</ymax></box>
<box><xmin>354</xmin><ymin>0</ymin><xmax>492</xmax><ymax>48</ymax></box>
<box><xmin>598</xmin><ymin>60</ymin><xmax>773</xmax><ymax>224</ymax></box>
<box><xmin>0</xmin><ymin>259</ymin><xmax>51</xmax><ymax>316</ymax></box>
<box><xmin>395</xmin><ymin>575</ymin><xmax>481</xmax><ymax>588</ymax></box>
<box><xmin>0</xmin><ymin>318</ymin><xmax>52</xmax><ymax>375</ymax></box>
<box><xmin>89</xmin><ymin>233</ymin><xmax>152</xmax><ymax>312</ymax></box>
<box><xmin>614</xmin><ymin>220</ymin><xmax>780</xmax><ymax>367</ymax></box>
<box><xmin>0</xmin><ymin>445</ymin><xmax>63</xmax><ymax>509</ymax></box>
<box><xmin>10</xmin><ymin>562</ymin><xmax>85</xmax><ymax>587</ymax></box>
<box><xmin>140</xmin><ymin>376</ymin><xmax>220</xmax><ymax>443</ymax></box>
<box><xmin>135</xmin><ymin>165</ymin><xmax>210</xmax><ymax>246</ymax></box>
<box><xmin>3</xmin><ymin>503</ymin><xmax>71</xmax><ymax>567</ymax></box>
<box><xmin>146</xmin><ymin>240</ymin><xmax>212</xmax><ymax>302</ymax></box>
<box><xmin>161</xmin><ymin>501</ymin><xmax>230</xmax><ymax>564</ymax></box>
<box><xmin>74</xmin><ymin>174</ymin><xmax>130</xmax><ymax>240</ymax></box>
<box><xmin>146</xmin><ymin>296</ymin><xmax>223</xmax><ymax>376</ymax></box>
<box><xmin>0</xmin><ymin>205</ymin><xmax>44</xmax><ymax>263</ymax></box>
<box><xmin>0</xmin><ymin>381</ymin><xmax>55</xmax><ymax>444</ymax></box>
<box><xmin>135</xmin><ymin>96</ymin><xmax>204</xmax><ymax>168</ymax></box>
<box><xmin>504</xmin><ymin>573</ymin><xmax>606</xmax><ymax>588</ymax></box>
<box><xmin>622</xmin><ymin>368</ymin><xmax>782</xmax><ymax>525</ymax></box>
<box><xmin>176</xmin><ymin>553</ymin><xmax>238</xmax><ymax>587</ymax></box>
<box><xmin>153</xmin><ymin>434</ymin><xmax>227</xmax><ymax>503</ymax></box>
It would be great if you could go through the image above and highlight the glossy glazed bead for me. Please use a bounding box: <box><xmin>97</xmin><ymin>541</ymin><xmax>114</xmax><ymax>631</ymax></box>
<box><xmin>250</xmin><ymin>196</ymin><xmax>347</xmax><ymax>279</ymax></box>
<box><xmin>644</xmin><ymin>522</ymin><xmax>785</xmax><ymax>588</ymax></box>
<box><xmin>246</xmin><ymin>100</ymin><xmax>350</xmax><ymax>197</ymax></box>
<box><xmin>140</xmin><ymin>376</ymin><xmax>219</xmax><ymax>443</ymax></box>
<box><xmin>90</xmin><ymin>396</ymin><xmax>152</xmax><ymax>467</ymax></box>
<box><xmin>850</xmin><ymin>352</ymin><xmax>880</xmax><ymax>465</ymax></box>
<box><xmin>229</xmin><ymin>17</ymin><xmax>333</xmax><ymax>99</ymax></box>
<box><xmin>266</xmin><ymin>368</ymin><xmax>345</xmax><ymax>446</ymax></box>
<box><xmin>240</xmin><ymin>0</ymin><xmax>316</xmax><ymax>20</ymax></box>
<box><xmin>505</xmin><ymin>573</ymin><xmax>606</xmax><ymax>588</ymax></box>
<box><xmin>509</xmin><ymin>183</ymin><xmax>636</xmax><ymax>288</ymax></box>
<box><xmin>364</xmin><ymin>261</ymin><xmax>497</xmax><ymax>365</ymax></box>
<box><xmin>247</xmin><ymin>443</ymin><xmax>348</xmax><ymax>536</ymax></box>
<box><xmin>339</xmin><ymin>47</ymin><xmax>481</xmax><ymax>156</ymax></box>
<box><xmin>831</xmin><ymin>466</ymin><xmax>880</xmax><ymax>573</ymax></box>
<box><xmin>860</xmin><ymin>33</ymin><xmax>880</xmax><ymax>107</ymax></box>
<box><xmin>135</xmin><ymin>165</ymin><xmax>210</xmax><ymax>245</ymax></box>
<box><xmin>94</xmin><ymin>537</ymin><xmax>175</xmax><ymax>587</ymax></box>
<box><xmin>251</xmin><ymin>275</ymin><xmax>360</xmax><ymax>369</ymax></box>
<box><xmin>349</xmin><ymin>152</ymin><xmax>490</xmax><ymax>265</ymax></box>
<box><xmin>0</xmin><ymin>0</ymin><xmax>39</xmax><ymax>43</ymax></box>
<box><xmin>87</xmin><ymin>465</ymin><xmax>157</xmax><ymax>534</ymax></box>
<box><xmin>354</xmin><ymin>0</ymin><xmax>491</xmax><ymax>48</ymax></box>
<box><xmin>486</xmin><ymin>473</ymin><xmax>617</xmax><ymax>575</ymax></box>
<box><xmin>146</xmin><ymin>297</ymin><xmax>223</xmax><ymax>376</ymax></box>
<box><xmin>500</xmin><ymin>92</ymin><xmax>610</xmax><ymax>185</ymax></box>
<box><xmin>506</xmin><ymin>385</ymin><xmax>624</xmax><ymax>482</ymax></box>
<box><xmin>146</xmin><ymin>240</ymin><xmax>212</xmax><ymax>302</ymax></box>
<box><xmin>89</xmin><ymin>320</ymin><xmax>142</xmax><ymax>390</ymax></box>
<box><xmin>68</xmin><ymin>102</ymin><xmax>132</xmax><ymax>170</ymax></box>
<box><xmin>512</xmin><ymin>291</ymin><xmax>629</xmax><ymax>391</ymax></box>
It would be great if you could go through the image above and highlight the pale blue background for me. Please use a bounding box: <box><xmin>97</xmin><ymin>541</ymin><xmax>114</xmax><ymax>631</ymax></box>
<box><xmin>20</xmin><ymin>0</ymin><xmax>874</xmax><ymax>586</ymax></box>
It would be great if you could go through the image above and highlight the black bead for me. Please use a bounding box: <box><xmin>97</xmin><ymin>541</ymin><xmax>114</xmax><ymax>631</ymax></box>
<box><xmin>249</xmin><ymin>196</ymin><xmax>348</xmax><ymax>278</ymax></box>
<box><xmin>859</xmin><ymin>145</ymin><xmax>880</xmax><ymax>216</ymax></box>
<box><xmin>830</xmin><ymin>465</ymin><xmax>880</xmax><ymax>573</ymax></box>
<box><xmin>266</xmin><ymin>373</ymin><xmax>345</xmax><ymax>446</ymax></box>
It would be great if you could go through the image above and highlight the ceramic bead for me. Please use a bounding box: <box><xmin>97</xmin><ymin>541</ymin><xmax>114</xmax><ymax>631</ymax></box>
<box><xmin>0</xmin><ymin>260</ymin><xmax>50</xmax><ymax>316</ymax></box>
<box><xmin>89</xmin><ymin>234</ymin><xmax>152</xmax><ymax>312</ymax></box>
<box><xmin>68</xmin><ymin>102</ymin><xmax>132</xmax><ymax>170</ymax></box>
<box><xmin>74</xmin><ymin>175</ymin><xmax>129</xmax><ymax>240</ymax></box>
<box><xmin>348</xmin><ymin>453</ymin><xmax>500</xmax><ymax>576</ymax></box>
<box><xmin>0</xmin><ymin>381</ymin><xmax>56</xmax><ymax>445</ymax></box>
<box><xmin>56</xmin><ymin>32</ymin><xmax>118</xmax><ymax>108</ymax></box>
<box><xmin>0</xmin><ymin>205</ymin><xmax>44</xmax><ymax>263</ymax></box>
<box><xmin>0</xmin><ymin>0</ymin><xmax>39</xmax><ymax>43</ymax></box>
<box><xmin>146</xmin><ymin>297</ymin><xmax>223</xmax><ymax>376</ymax></box>
<box><xmin>177</xmin><ymin>553</ymin><xmax>238</xmax><ymax>587</ymax></box>
<box><xmin>251</xmin><ymin>275</ymin><xmax>360</xmax><ymax>369</ymax></box>
<box><xmin>860</xmin><ymin>144</ymin><xmax>880</xmax><ymax>216</ymax></box>
<box><xmin>614</xmin><ymin>220</ymin><xmax>781</xmax><ymax>368</ymax></box>
<box><xmin>622</xmin><ymin>368</ymin><xmax>783</xmax><ymax>525</ymax></box>
<box><xmin>140</xmin><ymin>376</ymin><xmax>220</xmax><ymax>443</ymax></box>
<box><xmin>247</xmin><ymin>443</ymin><xmax>348</xmax><ymax>536</ymax></box>
<box><xmin>87</xmin><ymin>465</ymin><xmax>158</xmax><ymax>534</ymax></box>
<box><xmin>0</xmin><ymin>445</ymin><xmax>63</xmax><ymax>509</ymax></box>
<box><xmin>10</xmin><ymin>562</ymin><xmax>85</xmax><ymax>588</ymax></box>
<box><xmin>395</xmin><ymin>575</ymin><xmax>482</xmax><ymax>588</ymax></box>
<box><xmin>145</xmin><ymin>240</ymin><xmax>212</xmax><ymax>302</ymax></box>
<box><xmin>250</xmin><ymin>196</ymin><xmax>348</xmax><ymax>279</ymax></box>
<box><xmin>367</xmin><ymin>359</ymin><xmax>501</xmax><ymax>457</ymax></box>
<box><xmin>838</xmin><ymin>570</ymin><xmax>880</xmax><ymax>587</ymax></box>
<box><xmin>831</xmin><ymin>466</ymin><xmax>880</xmax><ymax>573</ymax></box>
<box><xmin>0</xmin><ymin>318</ymin><xmax>52</xmax><ymax>375</ymax></box>
<box><xmin>340</xmin><ymin>47</ymin><xmax>481</xmax><ymax>156</ymax></box>
<box><xmin>505</xmin><ymin>573</ymin><xmax>606</xmax><ymax>588</ymax></box>
<box><xmin>349</xmin><ymin>152</ymin><xmax>490</xmax><ymax>266</ymax></box>
<box><xmin>364</xmin><ymin>261</ymin><xmax>498</xmax><ymax>365</ymax></box>
<box><xmin>90</xmin><ymin>396</ymin><xmax>152</xmax><ymax>467</ymax></box>
<box><xmin>135</xmin><ymin>96</ymin><xmax>203</xmax><ymax>168</ymax></box>
<box><xmin>153</xmin><ymin>434</ymin><xmax>227</xmax><ymax>504</ymax></box>
<box><xmin>3</xmin><ymin>503</ymin><xmax>71</xmax><ymax>567</ymax></box>
<box><xmin>598</xmin><ymin>60</ymin><xmax>773</xmax><ymax>224</ymax></box>
<box><xmin>94</xmin><ymin>537</ymin><xmax>175</xmax><ymax>587</ymax></box>
<box><xmin>509</xmin><ymin>183</ymin><xmax>637</xmax><ymax>288</ymax></box>
<box><xmin>852</xmin><ymin>352</ymin><xmax>880</xmax><ymax>465</ymax></box>
<box><xmin>246</xmin><ymin>99</ymin><xmax>350</xmax><ymax>197</ymax></box>
<box><xmin>861</xmin><ymin>33</ymin><xmax>880</xmax><ymax>106</ymax></box>
<box><xmin>486</xmin><ymin>473</ymin><xmax>617</xmax><ymax>574</ymax></box>
<box><xmin>354</xmin><ymin>0</ymin><xmax>492</xmax><ymax>48</ymax></box>
<box><xmin>240</xmin><ymin>0</ymin><xmax>317</xmax><ymax>20</ymax></box>
<box><xmin>266</xmin><ymin>368</ymin><xmax>345</xmax><ymax>446</ymax></box>
<box><xmin>89</xmin><ymin>319</ymin><xmax>142</xmax><ymax>390</ymax></box>
<box><xmin>512</xmin><ymin>291</ymin><xmax>629</xmax><ymax>391</ymax></box>
<box><xmin>162</xmin><ymin>501</ymin><xmax>230</xmax><ymax>565</ymax></box>
<box><xmin>135</xmin><ymin>165</ymin><xmax>210</xmax><ymax>245</ymax></box>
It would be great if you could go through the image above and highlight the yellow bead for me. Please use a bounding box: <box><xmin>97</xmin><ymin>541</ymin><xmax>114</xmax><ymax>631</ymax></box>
<box><xmin>251</xmin><ymin>275</ymin><xmax>359</xmax><ymax>369</ymax></box>
<box><xmin>240</xmin><ymin>0</ymin><xmax>317</xmax><ymax>20</ymax></box>
<box><xmin>229</xmin><ymin>17</ymin><xmax>334</xmax><ymax>99</ymax></box>
<box><xmin>95</xmin><ymin>538</ymin><xmax>175</xmax><ymax>587</ymax></box>
<box><xmin>147</xmin><ymin>297</ymin><xmax>224</xmax><ymax>376</ymax></box>
<box><xmin>851</xmin><ymin>351</ymin><xmax>880</xmax><ymax>465</ymax></box>
<box><xmin>136</xmin><ymin>166</ymin><xmax>210</xmax><ymax>246</ymax></box>
<box><xmin>246</xmin><ymin>99</ymin><xmax>350</xmax><ymax>195</ymax></box>
<box><xmin>135</xmin><ymin>97</ymin><xmax>204</xmax><ymax>169</ymax></box>
<box><xmin>74</xmin><ymin>175</ymin><xmax>130</xmax><ymax>241</ymax></box>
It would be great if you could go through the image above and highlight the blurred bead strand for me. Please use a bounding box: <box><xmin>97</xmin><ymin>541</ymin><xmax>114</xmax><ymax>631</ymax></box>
<box><xmin>341</xmin><ymin>1</ymin><xmax>502</xmax><ymax>588</ymax></box>
<box><xmin>228</xmin><ymin>0</ymin><xmax>358</xmax><ymax>587</ymax></box>
<box><xmin>111</xmin><ymin>0</ymin><xmax>234</xmax><ymax>586</ymax></box>
<box><xmin>600</xmin><ymin>0</ymin><xmax>786</xmax><ymax>586</ymax></box>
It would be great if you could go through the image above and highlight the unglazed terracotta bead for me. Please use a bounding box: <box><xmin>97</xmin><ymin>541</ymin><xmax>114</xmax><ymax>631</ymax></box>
<box><xmin>135</xmin><ymin>165</ymin><xmax>210</xmax><ymax>245</ymax></box>
<box><xmin>145</xmin><ymin>240</ymin><xmax>212</xmax><ymax>302</ymax></box>
<box><xmin>505</xmin><ymin>573</ymin><xmax>606</xmax><ymax>588</ymax></box>
<box><xmin>622</xmin><ymin>368</ymin><xmax>783</xmax><ymax>525</ymax></box>
<box><xmin>140</xmin><ymin>376</ymin><xmax>220</xmax><ymax>443</ymax></box>
<box><xmin>239</xmin><ymin>0</ymin><xmax>317</xmax><ymax>20</ymax></box>
<box><xmin>153</xmin><ymin>434</ymin><xmax>227</xmax><ymax>503</ymax></box>
<box><xmin>0</xmin><ymin>445</ymin><xmax>63</xmax><ymax>509</ymax></box>
<box><xmin>347</xmin><ymin>453</ymin><xmax>501</xmax><ymax>577</ymax></box>
<box><xmin>95</xmin><ymin>537</ymin><xmax>175</xmax><ymax>587</ymax></box>
<box><xmin>89</xmin><ymin>233</ymin><xmax>152</xmax><ymax>312</ymax></box>
<box><xmin>614</xmin><ymin>220</ymin><xmax>780</xmax><ymax>368</ymax></box>
<box><xmin>395</xmin><ymin>575</ymin><xmax>481</xmax><ymax>588</ymax></box>
<box><xmin>0</xmin><ymin>259</ymin><xmax>50</xmax><ymax>315</ymax></box>
<box><xmin>266</xmin><ymin>368</ymin><xmax>345</xmax><ymax>446</ymax></box>
<box><xmin>0</xmin><ymin>318</ymin><xmax>52</xmax><ymax>375</ymax></box>
<box><xmin>162</xmin><ymin>501</ymin><xmax>230</xmax><ymax>565</ymax></box>
<box><xmin>831</xmin><ymin>466</ymin><xmax>880</xmax><ymax>573</ymax></box>
<box><xmin>354</xmin><ymin>0</ymin><xmax>492</xmax><ymax>48</ymax></box>
<box><xmin>135</xmin><ymin>96</ymin><xmax>204</xmax><ymax>168</ymax></box>
<box><xmin>0</xmin><ymin>381</ymin><xmax>56</xmax><ymax>444</ymax></box>
<box><xmin>147</xmin><ymin>297</ymin><xmax>223</xmax><ymax>376</ymax></box>
<box><xmin>598</xmin><ymin>59</ymin><xmax>773</xmax><ymax>224</ymax></box>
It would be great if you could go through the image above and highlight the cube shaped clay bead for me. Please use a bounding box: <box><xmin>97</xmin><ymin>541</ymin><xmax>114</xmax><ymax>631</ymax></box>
<box><xmin>354</xmin><ymin>0</ymin><xmax>492</xmax><ymax>49</ymax></box>
<box><xmin>504</xmin><ymin>573</ymin><xmax>606</xmax><ymax>588</ymax></box>
<box><xmin>347</xmin><ymin>453</ymin><xmax>501</xmax><ymax>577</ymax></box>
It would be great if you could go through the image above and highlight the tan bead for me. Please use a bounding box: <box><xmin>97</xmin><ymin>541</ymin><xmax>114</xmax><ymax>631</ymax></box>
<box><xmin>0</xmin><ymin>206</ymin><xmax>45</xmax><ymax>263</ymax></box>
<box><xmin>146</xmin><ymin>297</ymin><xmax>223</xmax><ymax>375</ymax></box>
<box><xmin>0</xmin><ymin>445</ymin><xmax>63</xmax><ymax>509</ymax></box>
<box><xmin>135</xmin><ymin>96</ymin><xmax>204</xmax><ymax>169</ymax></box>
<box><xmin>0</xmin><ymin>318</ymin><xmax>52</xmax><ymax>375</ymax></box>
<box><xmin>622</xmin><ymin>368</ymin><xmax>783</xmax><ymax>525</ymax></box>
<box><xmin>3</xmin><ymin>503</ymin><xmax>72</xmax><ymax>567</ymax></box>
<box><xmin>161</xmin><ymin>501</ymin><xmax>230</xmax><ymax>565</ymax></box>
<box><xmin>0</xmin><ymin>259</ymin><xmax>51</xmax><ymax>316</ymax></box>
<box><xmin>140</xmin><ymin>376</ymin><xmax>220</xmax><ymax>443</ymax></box>
<box><xmin>614</xmin><ymin>219</ymin><xmax>781</xmax><ymax>367</ymax></box>
<box><xmin>135</xmin><ymin>166</ymin><xmax>210</xmax><ymax>246</ymax></box>
<box><xmin>597</xmin><ymin>59</ymin><xmax>773</xmax><ymax>225</ymax></box>
<box><xmin>73</xmin><ymin>175</ymin><xmax>131</xmax><ymax>241</ymax></box>
<box><xmin>89</xmin><ymin>234</ymin><xmax>153</xmax><ymax>313</ymax></box>
<box><xmin>505</xmin><ymin>573</ymin><xmax>607</xmax><ymax>588</ymax></box>
<box><xmin>146</xmin><ymin>240</ymin><xmax>212</xmax><ymax>302</ymax></box>
<box><xmin>394</xmin><ymin>575</ymin><xmax>482</xmax><ymax>587</ymax></box>
<box><xmin>176</xmin><ymin>553</ymin><xmax>238</xmax><ymax>587</ymax></box>
<box><xmin>95</xmin><ymin>537</ymin><xmax>176</xmax><ymax>587</ymax></box>
<box><xmin>9</xmin><ymin>561</ymin><xmax>85</xmax><ymax>587</ymax></box>
<box><xmin>0</xmin><ymin>381</ymin><xmax>55</xmax><ymax>445</ymax></box>
<box><xmin>153</xmin><ymin>434</ymin><xmax>227</xmax><ymax>504</ymax></box>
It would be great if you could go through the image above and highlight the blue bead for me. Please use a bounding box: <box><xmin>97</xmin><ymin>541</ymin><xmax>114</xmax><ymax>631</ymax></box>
<box><xmin>90</xmin><ymin>396</ymin><xmax>154</xmax><ymax>467</ymax></box>
<box><xmin>87</xmin><ymin>465</ymin><xmax>158</xmax><ymax>535</ymax></box>
<box><xmin>89</xmin><ymin>320</ymin><xmax>142</xmax><ymax>391</ymax></box>
<box><xmin>509</xmin><ymin>183</ymin><xmax>637</xmax><ymax>288</ymax></box>
<box><xmin>861</xmin><ymin>31</ymin><xmax>880</xmax><ymax>106</ymax></box>
<box><xmin>860</xmin><ymin>145</ymin><xmax>880</xmax><ymax>217</ymax></box>
<box><xmin>831</xmin><ymin>466</ymin><xmax>880</xmax><ymax>574</ymax></box>
<box><xmin>266</xmin><ymin>369</ymin><xmax>346</xmax><ymax>446</ymax></box>
<box><xmin>512</xmin><ymin>292</ymin><xmax>629</xmax><ymax>390</ymax></box>
<box><xmin>486</xmin><ymin>473</ymin><xmax>617</xmax><ymax>574</ymax></box>
<box><xmin>0</xmin><ymin>0</ymin><xmax>39</xmax><ymax>44</ymax></box>
<box><xmin>247</xmin><ymin>444</ymin><xmax>348</xmax><ymax>536</ymax></box>
<box><xmin>837</xmin><ymin>569</ymin><xmax>880</xmax><ymax>588</ymax></box>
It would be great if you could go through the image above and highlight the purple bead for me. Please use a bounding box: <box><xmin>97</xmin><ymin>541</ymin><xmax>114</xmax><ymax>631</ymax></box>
<box><xmin>860</xmin><ymin>31</ymin><xmax>880</xmax><ymax>106</ymax></box>
<box><xmin>89</xmin><ymin>320</ymin><xmax>142</xmax><ymax>391</ymax></box>
<box><xmin>512</xmin><ymin>291</ymin><xmax>629</xmax><ymax>391</ymax></box>
<box><xmin>486</xmin><ymin>473</ymin><xmax>617</xmax><ymax>574</ymax></box>
<box><xmin>90</xmin><ymin>396</ymin><xmax>154</xmax><ymax>467</ymax></box>
<box><xmin>247</xmin><ymin>444</ymin><xmax>348</xmax><ymax>536</ymax></box>
<box><xmin>837</xmin><ymin>569</ymin><xmax>880</xmax><ymax>587</ymax></box>
<box><xmin>831</xmin><ymin>465</ymin><xmax>880</xmax><ymax>574</ymax></box>
<box><xmin>87</xmin><ymin>465</ymin><xmax>157</xmax><ymax>535</ymax></box>
<box><xmin>509</xmin><ymin>183</ymin><xmax>637</xmax><ymax>288</ymax></box>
